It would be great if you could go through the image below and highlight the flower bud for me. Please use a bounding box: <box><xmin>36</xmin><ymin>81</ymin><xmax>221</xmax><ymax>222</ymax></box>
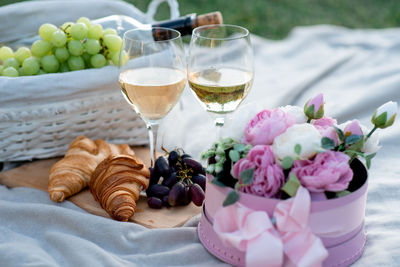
<box><xmin>343</xmin><ymin>120</ymin><xmax>363</xmax><ymax>137</ymax></box>
<box><xmin>371</xmin><ymin>101</ymin><xmax>397</xmax><ymax>129</ymax></box>
<box><xmin>304</xmin><ymin>93</ymin><xmax>324</xmax><ymax>120</ymax></box>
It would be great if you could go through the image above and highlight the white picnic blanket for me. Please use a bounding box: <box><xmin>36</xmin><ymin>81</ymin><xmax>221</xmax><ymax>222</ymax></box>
<box><xmin>1</xmin><ymin>0</ymin><xmax>400</xmax><ymax>266</ymax></box>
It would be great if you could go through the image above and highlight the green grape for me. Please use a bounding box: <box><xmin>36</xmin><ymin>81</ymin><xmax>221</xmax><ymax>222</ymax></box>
<box><xmin>51</xmin><ymin>30</ymin><xmax>67</xmax><ymax>47</ymax></box>
<box><xmin>81</xmin><ymin>52</ymin><xmax>91</xmax><ymax>65</ymax></box>
<box><xmin>106</xmin><ymin>50</ymin><xmax>115</xmax><ymax>60</ymax></box>
<box><xmin>77</xmin><ymin>17</ymin><xmax>91</xmax><ymax>28</ymax></box>
<box><xmin>22</xmin><ymin>57</ymin><xmax>40</xmax><ymax>75</ymax></box>
<box><xmin>14</xmin><ymin>47</ymin><xmax>31</xmax><ymax>64</ymax></box>
<box><xmin>3</xmin><ymin>58</ymin><xmax>20</xmax><ymax>69</ymax></box>
<box><xmin>0</xmin><ymin>65</ymin><xmax>3</xmax><ymax>75</ymax></box>
<box><xmin>90</xmin><ymin>54</ymin><xmax>106</xmax><ymax>68</ymax></box>
<box><xmin>38</xmin><ymin>69</ymin><xmax>47</xmax><ymax>75</ymax></box>
<box><xmin>2</xmin><ymin>67</ymin><xmax>18</xmax><ymax>77</ymax></box>
<box><xmin>18</xmin><ymin>67</ymin><xmax>25</xmax><ymax>76</ymax></box>
<box><xmin>103</xmin><ymin>34</ymin><xmax>122</xmax><ymax>52</ymax></box>
<box><xmin>31</xmin><ymin>40</ymin><xmax>52</xmax><ymax>57</ymax></box>
<box><xmin>0</xmin><ymin>46</ymin><xmax>14</xmax><ymax>61</ymax></box>
<box><xmin>40</xmin><ymin>55</ymin><xmax>59</xmax><ymax>73</ymax></box>
<box><xmin>60</xmin><ymin>61</ymin><xmax>69</xmax><ymax>72</ymax></box>
<box><xmin>88</xmin><ymin>24</ymin><xmax>103</xmax><ymax>40</ymax></box>
<box><xmin>61</xmin><ymin>22</ymin><xmax>74</xmax><ymax>36</ymax></box>
<box><xmin>39</xmin><ymin>23</ymin><xmax>58</xmax><ymax>41</ymax></box>
<box><xmin>85</xmin><ymin>39</ymin><xmax>101</xmax><ymax>55</ymax></box>
<box><xmin>68</xmin><ymin>40</ymin><xmax>84</xmax><ymax>56</ymax></box>
<box><xmin>54</xmin><ymin>47</ymin><xmax>69</xmax><ymax>62</ymax></box>
<box><xmin>67</xmin><ymin>56</ymin><xmax>85</xmax><ymax>70</ymax></box>
<box><xmin>112</xmin><ymin>50</ymin><xmax>128</xmax><ymax>66</ymax></box>
<box><xmin>103</xmin><ymin>28</ymin><xmax>118</xmax><ymax>36</ymax></box>
<box><xmin>70</xmin><ymin>23</ymin><xmax>88</xmax><ymax>40</ymax></box>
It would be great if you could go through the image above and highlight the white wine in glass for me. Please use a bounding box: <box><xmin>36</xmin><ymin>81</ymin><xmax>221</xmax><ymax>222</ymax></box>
<box><xmin>119</xmin><ymin>28</ymin><xmax>186</xmax><ymax>167</ymax></box>
<box><xmin>188</xmin><ymin>24</ymin><xmax>254</xmax><ymax>129</ymax></box>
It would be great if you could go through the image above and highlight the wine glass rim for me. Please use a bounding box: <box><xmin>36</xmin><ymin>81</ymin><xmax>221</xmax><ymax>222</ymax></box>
<box><xmin>192</xmin><ymin>24</ymin><xmax>250</xmax><ymax>41</ymax></box>
<box><xmin>123</xmin><ymin>27</ymin><xmax>182</xmax><ymax>43</ymax></box>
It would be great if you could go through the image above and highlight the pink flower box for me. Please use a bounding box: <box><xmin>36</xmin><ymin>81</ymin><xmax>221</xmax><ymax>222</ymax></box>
<box><xmin>198</xmin><ymin>159</ymin><xmax>368</xmax><ymax>267</ymax></box>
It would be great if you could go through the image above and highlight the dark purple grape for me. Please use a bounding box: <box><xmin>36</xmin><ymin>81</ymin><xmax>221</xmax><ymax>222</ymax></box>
<box><xmin>180</xmin><ymin>186</ymin><xmax>192</xmax><ymax>206</ymax></box>
<box><xmin>191</xmin><ymin>174</ymin><xmax>206</xmax><ymax>191</ymax></box>
<box><xmin>147</xmin><ymin>197</ymin><xmax>163</xmax><ymax>209</ymax></box>
<box><xmin>168</xmin><ymin>150</ymin><xmax>179</xmax><ymax>167</ymax></box>
<box><xmin>183</xmin><ymin>158</ymin><xmax>205</xmax><ymax>174</ymax></box>
<box><xmin>146</xmin><ymin>184</ymin><xmax>170</xmax><ymax>198</ymax></box>
<box><xmin>181</xmin><ymin>154</ymin><xmax>192</xmax><ymax>160</ymax></box>
<box><xmin>162</xmin><ymin>195</ymin><xmax>171</xmax><ymax>207</ymax></box>
<box><xmin>162</xmin><ymin>172</ymin><xmax>179</xmax><ymax>188</ymax></box>
<box><xmin>149</xmin><ymin>167</ymin><xmax>161</xmax><ymax>185</ymax></box>
<box><xmin>155</xmin><ymin>156</ymin><xmax>170</xmax><ymax>178</ymax></box>
<box><xmin>189</xmin><ymin>184</ymin><xmax>205</xmax><ymax>206</ymax></box>
<box><xmin>168</xmin><ymin>182</ymin><xmax>185</xmax><ymax>206</ymax></box>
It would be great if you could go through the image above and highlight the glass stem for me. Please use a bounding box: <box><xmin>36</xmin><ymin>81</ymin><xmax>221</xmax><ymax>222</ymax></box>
<box><xmin>147</xmin><ymin>122</ymin><xmax>159</xmax><ymax>168</ymax></box>
<box><xmin>214</xmin><ymin>116</ymin><xmax>225</xmax><ymax>139</ymax></box>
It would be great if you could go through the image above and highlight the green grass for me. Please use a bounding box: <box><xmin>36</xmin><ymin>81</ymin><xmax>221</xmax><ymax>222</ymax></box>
<box><xmin>1</xmin><ymin>0</ymin><xmax>399</xmax><ymax>39</ymax></box>
<box><xmin>126</xmin><ymin>0</ymin><xmax>400</xmax><ymax>39</ymax></box>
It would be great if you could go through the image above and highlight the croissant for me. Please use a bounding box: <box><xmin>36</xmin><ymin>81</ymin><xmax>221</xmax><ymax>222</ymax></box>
<box><xmin>89</xmin><ymin>154</ymin><xmax>150</xmax><ymax>221</ymax></box>
<box><xmin>48</xmin><ymin>136</ymin><xmax>134</xmax><ymax>202</ymax></box>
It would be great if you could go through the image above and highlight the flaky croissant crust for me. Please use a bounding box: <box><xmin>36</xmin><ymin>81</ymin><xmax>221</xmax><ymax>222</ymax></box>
<box><xmin>89</xmin><ymin>154</ymin><xmax>150</xmax><ymax>221</ymax></box>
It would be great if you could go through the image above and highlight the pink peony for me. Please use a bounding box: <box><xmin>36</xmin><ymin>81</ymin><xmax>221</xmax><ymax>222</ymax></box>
<box><xmin>289</xmin><ymin>151</ymin><xmax>353</xmax><ymax>193</ymax></box>
<box><xmin>242</xmin><ymin>108</ymin><xmax>296</xmax><ymax>146</ymax></box>
<box><xmin>304</xmin><ymin>93</ymin><xmax>325</xmax><ymax>120</ymax></box>
<box><xmin>232</xmin><ymin>145</ymin><xmax>285</xmax><ymax>198</ymax></box>
<box><xmin>313</xmin><ymin>116</ymin><xmax>337</xmax><ymax>128</ymax></box>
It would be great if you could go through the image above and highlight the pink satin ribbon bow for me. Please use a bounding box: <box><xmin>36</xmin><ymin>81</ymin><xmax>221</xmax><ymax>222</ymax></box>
<box><xmin>213</xmin><ymin>186</ymin><xmax>328</xmax><ymax>267</ymax></box>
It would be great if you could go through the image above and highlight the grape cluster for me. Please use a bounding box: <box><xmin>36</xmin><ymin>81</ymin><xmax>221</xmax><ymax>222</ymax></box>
<box><xmin>0</xmin><ymin>17</ymin><xmax>127</xmax><ymax>77</ymax></box>
<box><xmin>146</xmin><ymin>149</ymin><xmax>206</xmax><ymax>209</ymax></box>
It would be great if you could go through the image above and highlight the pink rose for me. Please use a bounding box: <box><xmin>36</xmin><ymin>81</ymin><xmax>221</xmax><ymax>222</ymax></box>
<box><xmin>313</xmin><ymin>116</ymin><xmax>337</xmax><ymax>127</ymax></box>
<box><xmin>304</xmin><ymin>93</ymin><xmax>325</xmax><ymax>120</ymax></box>
<box><xmin>343</xmin><ymin>120</ymin><xmax>363</xmax><ymax>137</ymax></box>
<box><xmin>242</xmin><ymin>109</ymin><xmax>296</xmax><ymax>146</ymax></box>
<box><xmin>289</xmin><ymin>151</ymin><xmax>353</xmax><ymax>193</ymax></box>
<box><xmin>232</xmin><ymin>145</ymin><xmax>285</xmax><ymax>198</ymax></box>
<box><xmin>313</xmin><ymin>116</ymin><xmax>339</xmax><ymax>146</ymax></box>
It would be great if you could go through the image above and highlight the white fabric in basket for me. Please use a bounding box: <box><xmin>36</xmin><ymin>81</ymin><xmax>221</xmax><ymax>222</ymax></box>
<box><xmin>1</xmin><ymin>1</ymin><xmax>400</xmax><ymax>267</ymax></box>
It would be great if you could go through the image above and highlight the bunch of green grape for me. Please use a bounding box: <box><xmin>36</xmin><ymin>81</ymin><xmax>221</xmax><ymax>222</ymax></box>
<box><xmin>0</xmin><ymin>17</ymin><xmax>127</xmax><ymax>77</ymax></box>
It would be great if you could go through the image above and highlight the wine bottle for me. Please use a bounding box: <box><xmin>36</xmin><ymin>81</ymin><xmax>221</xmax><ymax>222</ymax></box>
<box><xmin>93</xmin><ymin>11</ymin><xmax>223</xmax><ymax>38</ymax></box>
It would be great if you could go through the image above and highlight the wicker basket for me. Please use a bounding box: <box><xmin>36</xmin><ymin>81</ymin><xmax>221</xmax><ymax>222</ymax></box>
<box><xmin>0</xmin><ymin>90</ymin><xmax>148</xmax><ymax>162</ymax></box>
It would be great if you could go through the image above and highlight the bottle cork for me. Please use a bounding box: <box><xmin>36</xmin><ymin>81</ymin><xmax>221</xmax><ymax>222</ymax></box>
<box><xmin>194</xmin><ymin>11</ymin><xmax>223</xmax><ymax>28</ymax></box>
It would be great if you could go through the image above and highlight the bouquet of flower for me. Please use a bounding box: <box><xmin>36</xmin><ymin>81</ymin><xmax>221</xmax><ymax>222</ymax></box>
<box><xmin>201</xmin><ymin>94</ymin><xmax>397</xmax><ymax>206</ymax></box>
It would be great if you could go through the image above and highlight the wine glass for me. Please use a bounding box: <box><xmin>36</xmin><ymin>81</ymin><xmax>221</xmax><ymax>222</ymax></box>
<box><xmin>187</xmin><ymin>24</ymin><xmax>254</xmax><ymax>135</ymax></box>
<box><xmin>118</xmin><ymin>27</ymin><xmax>186</xmax><ymax>167</ymax></box>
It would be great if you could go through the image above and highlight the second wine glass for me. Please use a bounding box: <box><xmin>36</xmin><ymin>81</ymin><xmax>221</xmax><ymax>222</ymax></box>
<box><xmin>187</xmin><ymin>24</ymin><xmax>254</xmax><ymax>134</ymax></box>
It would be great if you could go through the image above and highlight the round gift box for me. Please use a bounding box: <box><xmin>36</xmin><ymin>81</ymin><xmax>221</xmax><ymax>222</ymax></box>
<box><xmin>198</xmin><ymin>159</ymin><xmax>368</xmax><ymax>267</ymax></box>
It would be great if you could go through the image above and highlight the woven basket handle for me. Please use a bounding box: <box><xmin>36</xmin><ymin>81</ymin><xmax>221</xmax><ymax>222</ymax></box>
<box><xmin>146</xmin><ymin>0</ymin><xmax>180</xmax><ymax>23</ymax></box>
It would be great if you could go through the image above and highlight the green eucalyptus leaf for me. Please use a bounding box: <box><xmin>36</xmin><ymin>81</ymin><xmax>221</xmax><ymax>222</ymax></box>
<box><xmin>233</xmin><ymin>143</ymin><xmax>246</xmax><ymax>152</ymax></box>
<box><xmin>281</xmin><ymin>156</ymin><xmax>294</xmax><ymax>170</ymax></box>
<box><xmin>321</xmin><ymin>137</ymin><xmax>335</xmax><ymax>150</ymax></box>
<box><xmin>333</xmin><ymin>125</ymin><xmax>345</xmax><ymax>141</ymax></box>
<box><xmin>206</xmin><ymin>164</ymin><xmax>215</xmax><ymax>174</ymax></box>
<box><xmin>336</xmin><ymin>190</ymin><xmax>351</xmax><ymax>198</ymax></box>
<box><xmin>223</xmin><ymin>190</ymin><xmax>240</xmax><ymax>207</ymax></box>
<box><xmin>281</xmin><ymin>173</ymin><xmax>301</xmax><ymax>197</ymax></box>
<box><xmin>294</xmin><ymin>144</ymin><xmax>302</xmax><ymax>155</ymax></box>
<box><xmin>345</xmin><ymin>135</ymin><xmax>362</xmax><ymax>145</ymax></box>
<box><xmin>229</xmin><ymin>150</ymin><xmax>241</xmax><ymax>163</ymax></box>
<box><xmin>211</xmin><ymin>177</ymin><xmax>226</xmax><ymax>187</ymax></box>
<box><xmin>239</xmin><ymin>168</ymin><xmax>254</xmax><ymax>185</ymax></box>
<box><xmin>215</xmin><ymin>162</ymin><xmax>224</xmax><ymax>173</ymax></box>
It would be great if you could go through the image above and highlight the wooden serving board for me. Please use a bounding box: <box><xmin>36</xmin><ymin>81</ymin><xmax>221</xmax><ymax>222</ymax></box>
<box><xmin>0</xmin><ymin>147</ymin><xmax>202</xmax><ymax>228</ymax></box>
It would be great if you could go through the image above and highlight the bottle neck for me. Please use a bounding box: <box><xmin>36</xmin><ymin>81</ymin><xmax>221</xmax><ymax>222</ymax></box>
<box><xmin>151</xmin><ymin>14</ymin><xmax>196</xmax><ymax>37</ymax></box>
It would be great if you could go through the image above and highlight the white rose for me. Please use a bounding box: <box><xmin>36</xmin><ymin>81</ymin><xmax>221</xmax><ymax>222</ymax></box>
<box><xmin>338</xmin><ymin>121</ymin><xmax>381</xmax><ymax>154</ymax></box>
<box><xmin>272</xmin><ymin>123</ymin><xmax>322</xmax><ymax>161</ymax></box>
<box><xmin>279</xmin><ymin>105</ymin><xmax>307</xmax><ymax>123</ymax></box>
